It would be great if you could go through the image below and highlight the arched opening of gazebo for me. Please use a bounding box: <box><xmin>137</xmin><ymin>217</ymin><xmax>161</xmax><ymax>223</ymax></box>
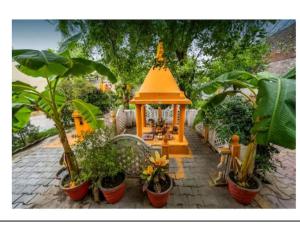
<box><xmin>130</xmin><ymin>42</ymin><xmax>192</xmax><ymax>156</ymax></box>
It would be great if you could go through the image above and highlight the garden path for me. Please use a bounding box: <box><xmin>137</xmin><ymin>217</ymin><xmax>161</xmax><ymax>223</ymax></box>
<box><xmin>12</xmin><ymin>128</ymin><xmax>295</xmax><ymax>208</ymax></box>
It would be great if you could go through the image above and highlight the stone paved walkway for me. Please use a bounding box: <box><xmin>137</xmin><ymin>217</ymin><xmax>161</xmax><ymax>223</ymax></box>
<box><xmin>12</xmin><ymin>127</ymin><xmax>295</xmax><ymax>208</ymax></box>
<box><xmin>256</xmin><ymin>146</ymin><xmax>296</xmax><ymax>208</ymax></box>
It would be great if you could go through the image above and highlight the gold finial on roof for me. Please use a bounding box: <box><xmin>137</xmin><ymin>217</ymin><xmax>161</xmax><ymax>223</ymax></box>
<box><xmin>156</xmin><ymin>40</ymin><xmax>165</xmax><ymax>63</ymax></box>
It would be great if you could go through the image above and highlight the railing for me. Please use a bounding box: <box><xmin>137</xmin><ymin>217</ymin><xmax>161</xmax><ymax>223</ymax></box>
<box><xmin>116</xmin><ymin>106</ymin><xmax>198</xmax><ymax>132</ymax></box>
<box><xmin>195</xmin><ymin>122</ymin><xmax>249</xmax><ymax>163</ymax></box>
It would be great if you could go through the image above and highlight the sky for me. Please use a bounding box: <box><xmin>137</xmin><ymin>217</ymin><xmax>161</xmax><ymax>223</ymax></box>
<box><xmin>12</xmin><ymin>20</ymin><xmax>295</xmax><ymax>51</ymax></box>
<box><xmin>12</xmin><ymin>20</ymin><xmax>62</xmax><ymax>50</ymax></box>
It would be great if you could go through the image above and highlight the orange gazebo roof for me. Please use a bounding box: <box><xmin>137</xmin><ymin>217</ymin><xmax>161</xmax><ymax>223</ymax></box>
<box><xmin>130</xmin><ymin>42</ymin><xmax>191</xmax><ymax>105</ymax></box>
<box><xmin>130</xmin><ymin>66</ymin><xmax>191</xmax><ymax>105</ymax></box>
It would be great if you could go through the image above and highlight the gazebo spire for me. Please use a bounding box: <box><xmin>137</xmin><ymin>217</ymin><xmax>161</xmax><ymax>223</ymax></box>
<box><xmin>155</xmin><ymin>40</ymin><xmax>165</xmax><ymax>63</ymax></box>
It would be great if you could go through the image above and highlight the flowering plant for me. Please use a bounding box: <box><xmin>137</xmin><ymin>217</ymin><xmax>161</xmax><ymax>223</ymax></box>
<box><xmin>141</xmin><ymin>151</ymin><xmax>169</xmax><ymax>193</ymax></box>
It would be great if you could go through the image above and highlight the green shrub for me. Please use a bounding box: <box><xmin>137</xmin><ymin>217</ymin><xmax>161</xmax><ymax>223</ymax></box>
<box><xmin>205</xmin><ymin>96</ymin><xmax>254</xmax><ymax>145</ymax></box>
<box><xmin>12</xmin><ymin>124</ymin><xmax>58</xmax><ymax>153</ymax></box>
<box><xmin>12</xmin><ymin>123</ymin><xmax>39</xmax><ymax>151</ymax></box>
<box><xmin>74</xmin><ymin>128</ymin><xmax>127</xmax><ymax>186</ymax></box>
<box><xmin>255</xmin><ymin>144</ymin><xmax>279</xmax><ymax>178</ymax></box>
<box><xmin>57</xmin><ymin>78</ymin><xmax>114</xmax><ymax>127</ymax></box>
<box><xmin>199</xmin><ymin>95</ymin><xmax>279</xmax><ymax>177</ymax></box>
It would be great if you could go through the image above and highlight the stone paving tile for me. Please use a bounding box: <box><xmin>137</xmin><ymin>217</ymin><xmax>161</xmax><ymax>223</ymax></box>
<box><xmin>12</xmin><ymin>128</ymin><xmax>295</xmax><ymax>209</ymax></box>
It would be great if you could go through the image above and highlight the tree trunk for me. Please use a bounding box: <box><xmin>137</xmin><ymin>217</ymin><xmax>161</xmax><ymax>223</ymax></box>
<box><xmin>56</xmin><ymin>121</ymin><xmax>79</xmax><ymax>181</ymax></box>
<box><xmin>93</xmin><ymin>185</ymin><xmax>100</xmax><ymax>203</ymax></box>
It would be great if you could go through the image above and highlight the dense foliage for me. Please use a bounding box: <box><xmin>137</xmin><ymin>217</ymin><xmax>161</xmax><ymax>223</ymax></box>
<box><xmin>203</xmin><ymin>96</ymin><xmax>254</xmax><ymax>145</ymax></box>
<box><xmin>12</xmin><ymin>123</ymin><xmax>39</xmax><ymax>151</ymax></box>
<box><xmin>197</xmin><ymin>68</ymin><xmax>295</xmax><ymax>186</ymax></box>
<box><xmin>56</xmin><ymin>20</ymin><xmax>272</xmax><ymax>107</ymax></box>
<box><xmin>255</xmin><ymin>144</ymin><xmax>279</xmax><ymax>178</ymax></box>
<box><xmin>12</xmin><ymin>46</ymin><xmax>117</xmax><ymax>181</ymax></box>
<box><xmin>12</xmin><ymin>124</ymin><xmax>58</xmax><ymax>153</ymax></box>
<box><xmin>57</xmin><ymin>77</ymin><xmax>114</xmax><ymax>127</ymax></box>
<box><xmin>74</xmin><ymin>128</ymin><xmax>129</xmax><ymax>185</ymax></box>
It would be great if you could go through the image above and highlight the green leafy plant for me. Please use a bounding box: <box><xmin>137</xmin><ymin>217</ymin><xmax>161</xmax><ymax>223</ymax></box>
<box><xmin>255</xmin><ymin>144</ymin><xmax>279</xmax><ymax>178</ymax></box>
<box><xmin>198</xmin><ymin>68</ymin><xmax>295</xmax><ymax>187</ymax></box>
<box><xmin>74</xmin><ymin>127</ymin><xmax>131</xmax><ymax>201</ymax></box>
<box><xmin>12</xmin><ymin>40</ymin><xmax>117</xmax><ymax>184</ymax></box>
<box><xmin>56</xmin><ymin>77</ymin><xmax>114</xmax><ymax>127</ymax></box>
<box><xmin>13</xmin><ymin>125</ymin><xmax>59</xmax><ymax>153</ymax></box>
<box><xmin>141</xmin><ymin>152</ymin><xmax>170</xmax><ymax>193</ymax></box>
<box><xmin>75</xmin><ymin>128</ymin><xmax>120</xmax><ymax>183</ymax></box>
<box><xmin>12</xmin><ymin>123</ymin><xmax>39</xmax><ymax>151</ymax></box>
<box><xmin>203</xmin><ymin>96</ymin><xmax>254</xmax><ymax>145</ymax></box>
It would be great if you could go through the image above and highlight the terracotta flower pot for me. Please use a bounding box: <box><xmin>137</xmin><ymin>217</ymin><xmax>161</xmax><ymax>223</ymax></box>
<box><xmin>100</xmin><ymin>174</ymin><xmax>126</xmax><ymax>204</ymax></box>
<box><xmin>60</xmin><ymin>174</ymin><xmax>90</xmax><ymax>201</ymax></box>
<box><xmin>227</xmin><ymin>171</ymin><xmax>262</xmax><ymax>205</ymax></box>
<box><xmin>146</xmin><ymin>175</ymin><xmax>173</xmax><ymax>208</ymax></box>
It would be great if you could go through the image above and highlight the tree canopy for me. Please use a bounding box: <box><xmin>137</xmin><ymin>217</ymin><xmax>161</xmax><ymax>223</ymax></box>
<box><xmin>56</xmin><ymin>20</ymin><xmax>273</xmax><ymax>107</ymax></box>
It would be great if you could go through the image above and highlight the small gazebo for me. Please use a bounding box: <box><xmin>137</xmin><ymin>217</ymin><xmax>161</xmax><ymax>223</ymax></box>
<box><xmin>130</xmin><ymin>42</ymin><xmax>191</xmax><ymax>155</ymax></box>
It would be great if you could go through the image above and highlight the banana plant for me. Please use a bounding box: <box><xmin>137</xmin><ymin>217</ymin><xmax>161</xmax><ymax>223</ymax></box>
<box><xmin>12</xmin><ymin>46</ymin><xmax>117</xmax><ymax>182</ymax></box>
<box><xmin>197</xmin><ymin>68</ymin><xmax>295</xmax><ymax>186</ymax></box>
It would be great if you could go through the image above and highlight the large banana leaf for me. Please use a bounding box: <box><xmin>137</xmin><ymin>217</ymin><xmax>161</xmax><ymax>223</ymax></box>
<box><xmin>13</xmin><ymin>49</ymin><xmax>117</xmax><ymax>83</ymax></box>
<box><xmin>12</xmin><ymin>81</ymin><xmax>39</xmax><ymax>95</ymax></box>
<box><xmin>252</xmin><ymin>77</ymin><xmax>296</xmax><ymax>149</ymax></box>
<box><xmin>13</xmin><ymin>50</ymin><xmax>70</xmax><ymax>78</ymax></box>
<box><xmin>193</xmin><ymin>90</ymin><xmax>236</xmax><ymax>126</ymax></box>
<box><xmin>58</xmin><ymin>32</ymin><xmax>82</xmax><ymax>54</ymax></box>
<box><xmin>37</xmin><ymin>90</ymin><xmax>66</xmax><ymax>117</ymax></box>
<box><xmin>64</xmin><ymin>58</ymin><xmax>117</xmax><ymax>83</ymax></box>
<box><xmin>94</xmin><ymin>62</ymin><xmax>117</xmax><ymax>83</ymax></box>
<box><xmin>63</xmin><ymin>58</ymin><xmax>95</xmax><ymax>77</ymax></box>
<box><xmin>12</xmin><ymin>105</ymin><xmax>32</xmax><ymax>132</ymax></box>
<box><xmin>72</xmin><ymin>99</ymin><xmax>103</xmax><ymax>129</ymax></box>
<box><xmin>200</xmin><ymin>70</ymin><xmax>258</xmax><ymax>94</ymax></box>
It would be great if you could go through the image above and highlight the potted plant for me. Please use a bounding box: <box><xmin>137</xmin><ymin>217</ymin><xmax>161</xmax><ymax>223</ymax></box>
<box><xmin>74</xmin><ymin>128</ymin><xmax>128</xmax><ymax>204</ymax></box>
<box><xmin>12</xmin><ymin>33</ymin><xmax>117</xmax><ymax>201</ymax></box>
<box><xmin>58</xmin><ymin>171</ymin><xmax>91</xmax><ymax>201</ymax></box>
<box><xmin>141</xmin><ymin>151</ymin><xmax>173</xmax><ymax>208</ymax></box>
<box><xmin>199</xmin><ymin>68</ymin><xmax>295</xmax><ymax>205</ymax></box>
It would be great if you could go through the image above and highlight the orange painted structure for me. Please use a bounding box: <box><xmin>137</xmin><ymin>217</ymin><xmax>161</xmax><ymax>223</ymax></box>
<box><xmin>72</xmin><ymin>111</ymin><xmax>93</xmax><ymax>141</ymax></box>
<box><xmin>130</xmin><ymin>42</ymin><xmax>192</xmax><ymax>156</ymax></box>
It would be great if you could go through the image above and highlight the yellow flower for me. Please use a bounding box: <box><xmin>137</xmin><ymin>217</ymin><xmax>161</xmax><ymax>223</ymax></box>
<box><xmin>160</xmin><ymin>155</ymin><xmax>169</xmax><ymax>166</ymax></box>
<box><xmin>143</xmin><ymin>165</ymin><xmax>154</xmax><ymax>175</ymax></box>
<box><xmin>149</xmin><ymin>151</ymin><xmax>169</xmax><ymax>167</ymax></box>
<box><xmin>69</xmin><ymin>181</ymin><xmax>76</xmax><ymax>188</ymax></box>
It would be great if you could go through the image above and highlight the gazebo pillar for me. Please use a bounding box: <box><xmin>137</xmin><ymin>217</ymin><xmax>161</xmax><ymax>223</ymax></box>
<box><xmin>172</xmin><ymin>104</ymin><xmax>178</xmax><ymax>127</ymax></box>
<box><xmin>141</xmin><ymin>105</ymin><xmax>146</xmax><ymax>128</ymax></box>
<box><xmin>178</xmin><ymin>104</ymin><xmax>186</xmax><ymax>142</ymax></box>
<box><xmin>136</xmin><ymin>104</ymin><xmax>143</xmax><ymax>137</ymax></box>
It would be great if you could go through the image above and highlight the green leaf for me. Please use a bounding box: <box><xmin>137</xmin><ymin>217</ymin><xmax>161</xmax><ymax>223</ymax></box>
<box><xmin>282</xmin><ymin>67</ymin><xmax>296</xmax><ymax>79</ymax></box>
<box><xmin>93</xmin><ymin>62</ymin><xmax>117</xmax><ymax>83</ymax></box>
<box><xmin>203</xmin><ymin>90</ymin><xmax>236</xmax><ymax>109</ymax></box>
<box><xmin>64</xmin><ymin>58</ymin><xmax>117</xmax><ymax>83</ymax></box>
<box><xmin>200</xmin><ymin>70</ymin><xmax>258</xmax><ymax>95</ymax></box>
<box><xmin>252</xmin><ymin>77</ymin><xmax>295</xmax><ymax>149</ymax></box>
<box><xmin>16</xmin><ymin>63</ymin><xmax>68</xmax><ymax>78</ymax></box>
<box><xmin>12</xmin><ymin>105</ymin><xmax>32</xmax><ymax>132</ymax></box>
<box><xmin>37</xmin><ymin>90</ymin><xmax>66</xmax><ymax>117</ymax></box>
<box><xmin>58</xmin><ymin>32</ymin><xmax>82</xmax><ymax>53</ymax></box>
<box><xmin>63</xmin><ymin>58</ymin><xmax>95</xmax><ymax>76</ymax></box>
<box><xmin>256</xmin><ymin>71</ymin><xmax>276</xmax><ymax>80</ymax></box>
<box><xmin>72</xmin><ymin>99</ymin><xmax>102</xmax><ymax>129</ymax></box>
<box><xmin>12</xmin><ymin>81</ymin><xmax>39</xmax><ymax>94</ymax></box>
<box><xmin>13</xmin><ymin>49</ymin><xmax>70</xmax><ymax>78</ymax></box>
